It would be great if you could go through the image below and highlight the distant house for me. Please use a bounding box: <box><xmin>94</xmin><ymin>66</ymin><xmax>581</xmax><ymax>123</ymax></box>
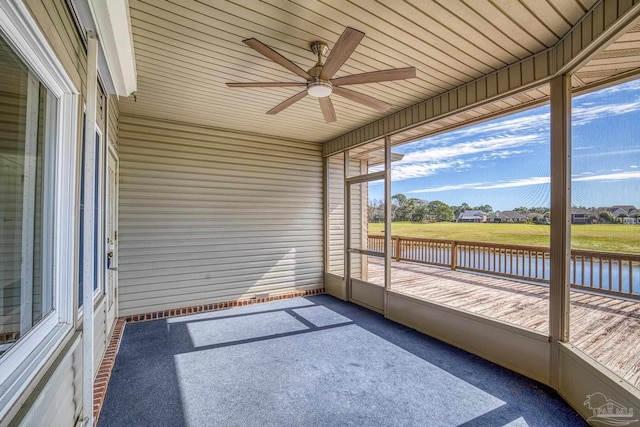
<box><xmin>457</xmin><ymin>210</ymin><xmax>486</xmax><ymax>223</ymax></box>
<box><xmin>612</xmin><ymin>205</ymin><xmax>636</xmax><ymax>213</ymax></box>
<box><xmin>571</xmin><ymin>208</ymin><xmax>595</xmax><ymax>224</ymax></box>
<box><xmin>596</xmin><ymin>205</ymin><xmax>637</xmax><ymax>222</ymax></box>
<box><xmin>488</xmin><ymin>210</ymin><xmax>527</xmax><ymax>223</ymax></box>
<box><xmin>611</xmin><ymin>208</ymin><xmax>629</xmax><ymax>218</ymax></box>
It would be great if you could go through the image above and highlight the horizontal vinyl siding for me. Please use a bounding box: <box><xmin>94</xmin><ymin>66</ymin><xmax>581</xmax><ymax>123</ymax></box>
<box><xmin>25</xmin><ymin>0</ymin><xmax>86</xmax><ymax>94</ymax></box>
<box><xmin>16</xmin><ymin>335</ymin><xmax>82</xmax><ymax>427</ymax></box>
<box><xmin>118</xmin><ymin>115</ymin><xmax>323</xmax><ymax>316</ymax></box>
<box><xmin>107</xmin><ymin>96</ymin><xmax>118</xmax><ymax>147</ymax></box>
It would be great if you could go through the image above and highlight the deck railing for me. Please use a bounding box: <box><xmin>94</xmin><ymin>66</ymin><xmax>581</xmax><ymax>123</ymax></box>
<box><xmin>367</xmin><ymin>235</ymin><xmax>639</xmax><ymax>300</ymax></box>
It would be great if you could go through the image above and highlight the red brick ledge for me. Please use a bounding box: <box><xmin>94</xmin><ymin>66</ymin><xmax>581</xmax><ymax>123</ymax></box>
<box><xmin>93</xmin><ymin>317</ymin><xmax>125</xmax><ymax>425</ymax></box>
<box><xmin>124</xmin><ymin>288</ymin><xmax>325</xmax><ymax>323</ymax></box>
<box><xmin>92</xmin><ymin>288</ymin><xmax>324</xmax><ymax>424</ymax></box>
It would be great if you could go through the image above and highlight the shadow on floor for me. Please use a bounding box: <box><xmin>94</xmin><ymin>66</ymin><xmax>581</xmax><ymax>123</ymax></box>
<box><xmin>98</xmin><ymin>294</ymin><xmax>586</xmax><ymax>427</ymax></box>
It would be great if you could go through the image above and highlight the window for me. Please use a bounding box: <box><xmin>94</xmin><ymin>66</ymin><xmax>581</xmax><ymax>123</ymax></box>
<box><xmin>0</xmin><ymin>32</ymin><xmax>56</xmax><ymax>355</ymax></box>
<box><xmin>0</xmin><ymin>0</ymin><xmax>78</xmax><ymax>418</ymax></box>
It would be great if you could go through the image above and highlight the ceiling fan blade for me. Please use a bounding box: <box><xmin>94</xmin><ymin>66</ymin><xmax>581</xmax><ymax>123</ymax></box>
<box><xmin>320</xmin><ymin>27</ymin><xmax>365</xmax><ymax>80</ymax></box>
<box><xmin>226</xmin><ymin>82</ymin><xmax>306</xmax><ymax>88</ymax></box>
<box><xmin>333</xmin><ymin>87</ymin><xmax>391</xmax><ymax>113</ymax></box>
<box><xmin>243</xmin><ymin>38</ymin><xmax>312</xmax><ymax>80</ymax></box>
<box><xmin>319</xmin><ymin>97</ymin><xmax>337</xmax><ymax>123</ymax></box>
<box><xmin>267</xmin><ymin>90</ymin><xmax>308</xmax><ymax>115</ymax></box>
<box><xmin>331</xmin><ymin>67</ymin><xmax>417</xmax><ymax>86</ymax></box>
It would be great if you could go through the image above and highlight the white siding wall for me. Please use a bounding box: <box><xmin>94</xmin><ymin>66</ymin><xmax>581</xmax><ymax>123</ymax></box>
<box><xmin>17</xmin><ymin>336</ymin><xmax>82</xmax><ymax>427</ymax></box>
<box><xmin>117</xmin><ymin>115</ymin><xmax>324</xmax><ymax>316</ymax></box>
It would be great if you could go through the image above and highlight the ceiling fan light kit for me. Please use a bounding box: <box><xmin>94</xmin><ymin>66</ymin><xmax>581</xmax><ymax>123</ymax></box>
<box><xmin>226</xmin><ymin>27</ymin><xmax>417</xmax><ymax>123</ymax></box>
<box><xmin>307</xmin><ymin>80</ymin><xmax>332</xmax><ymax>98</ymax></box>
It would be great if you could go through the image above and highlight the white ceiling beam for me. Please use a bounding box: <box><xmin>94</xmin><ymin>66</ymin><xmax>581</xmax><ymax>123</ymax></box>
<box><xmin>88</xmin><ymin>0</ymin><xmax>137</xmax><ymax>96</ymax></box>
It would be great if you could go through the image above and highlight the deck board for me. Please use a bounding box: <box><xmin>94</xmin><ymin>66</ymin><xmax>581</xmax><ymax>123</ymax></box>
<box><xmin>366</xmin><ymin>258</ymin><xmax>640</xmax><ymax>388</ymax></box>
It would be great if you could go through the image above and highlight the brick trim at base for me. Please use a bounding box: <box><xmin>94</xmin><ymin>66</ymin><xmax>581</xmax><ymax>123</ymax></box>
<box><xmin>124</xmin><ymin>288</ymin><xmax>325</xmax><ymax>323</ymax></box>
<box><xmin>93</xmin><ymin>318</ymin><xmax>125</xmax><ymax>425</ymax></box>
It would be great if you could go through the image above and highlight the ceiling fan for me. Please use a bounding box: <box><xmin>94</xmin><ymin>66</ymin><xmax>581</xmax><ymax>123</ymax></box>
<box><xmin>226</xmin><ymin>27</ymin><xmax>417</xmax><ymax>123</ymax></box>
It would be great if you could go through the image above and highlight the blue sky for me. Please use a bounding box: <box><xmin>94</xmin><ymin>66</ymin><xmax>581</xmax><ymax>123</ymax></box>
<box><xmin>369</xmin><ymin>79</ymin><xmax>640</xmax><ymax>211</ymax></box>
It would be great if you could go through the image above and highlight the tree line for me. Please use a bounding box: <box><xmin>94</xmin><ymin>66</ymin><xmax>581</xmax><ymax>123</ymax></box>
<box><xmin>368</xmin><ymin>194</ymin><xmax>550</xmax><ymax>223</ymax></box>
<box><xmin>368</xmin><ymin>195</ymin><xmax>638</xmax><ymax>224</ymax></box>
<box><xmin>368</xmin><ymin>194</ymin><xmax>477</xmax><ymax>223</ymax></box>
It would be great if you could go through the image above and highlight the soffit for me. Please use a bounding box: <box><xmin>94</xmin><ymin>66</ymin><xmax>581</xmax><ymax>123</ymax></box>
<box><xmin>118</xmin><ymin>0</ymin><xmax>597</xmax><ymax>143</ymax></box>
<box><xmin>387</xmin><ymin>17</ymin><xmax>640</xmax><ymax>148</ymax></box>
<box><xmin>574</xmin><ymin>21</ymin><xmax>640</xmax><ymax>87</ymax></box>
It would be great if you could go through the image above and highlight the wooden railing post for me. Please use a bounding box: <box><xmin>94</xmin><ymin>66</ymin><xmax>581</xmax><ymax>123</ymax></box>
<box><xmin>451</xmin><ymin>241</ymin><xmax>457</xmax><ymax>271</ymax></box>
<box><xmin>395</xmin><ymin>236</ymin><xmax>401</xmax><ymax>262</ymax></box>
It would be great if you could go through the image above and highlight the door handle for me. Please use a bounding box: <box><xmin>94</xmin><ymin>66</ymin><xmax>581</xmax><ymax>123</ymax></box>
<box><xmin>107</xmin><ymin>251</ymin><xmax>116</xmax><ymax>270</ymax></box>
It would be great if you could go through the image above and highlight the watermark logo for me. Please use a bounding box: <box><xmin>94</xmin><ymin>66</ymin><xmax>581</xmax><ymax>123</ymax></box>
<box><xmin>584</xmin><ymin>392</ymin><xmax>637</xmax><ymax>426</ymax></box>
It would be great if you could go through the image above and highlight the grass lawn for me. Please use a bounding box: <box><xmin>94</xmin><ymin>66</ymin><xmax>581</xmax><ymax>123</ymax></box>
<box><xmin>368</xmin><ymin>222</ymin><xmax>640</xmax><ymax>253</ymax></box>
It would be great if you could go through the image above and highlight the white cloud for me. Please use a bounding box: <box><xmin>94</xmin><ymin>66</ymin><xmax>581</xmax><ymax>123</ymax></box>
<box><xmin>400</xmin><ymin>134</ymin><xmax>543</xmax><ymax>164</ymax></box>
<box><xmin>407</xmin><ymin>176</ymin><xmax>550</xmax><ymax>193</ymax></box>
<box><xmin>553</xmin><ymin>147</ymin><xmax>640</xmax><ymax>159</ymax></box>
<box><xmin>389</xmin><ymin>134</ymin><xmax>546</xmax><ymax>182</ymax></box>
<box><xmin>572</xmin><ymin>101</ymin><xmax>640</xmax><ymax>126</ymax></box>
<box><xmin>391</xmin><ymin>160</ymin><xmax>466</xmax><ymax>181</ymax></box>
<box><xmin>631</xmin><ymin>165</ymin><xmax>638</xmax><ymax>169</ymax></box>
<box><xmin>403</xmin><ymin>112</ymin><xmax>550</xmax><ymax>151</ymax></box>
<box><xmin>407</xmin><ymin>182</ymin><xmax>487</xmax><ymax>194</ymax></box>
<box><xmin>474</xmin><ymin>176</ymin><xmax>550</xmax><ymax>189</ymax></box>
<box><xmin>452</xmin><ymin>111</ymin><xmax>550</xmax><ymax>139</ymax></box>
<box><xmin>573</xmin><ymin>171</ymin><xmax>640</xmax><ymax>182</ymax></box>
<box><xmin>475</xmin><ymin>149</ymin><xmax>533</xmax><ymax>161</ymax></box>
<box><xmin>405</xmin><ymin>171</ymin><xmax>640</xmax><ymax>194</ymax></box>
<box><xmin>584</xmin><ymin>79</ymin><xmax>640</xmax><ymax>96</ymax></box>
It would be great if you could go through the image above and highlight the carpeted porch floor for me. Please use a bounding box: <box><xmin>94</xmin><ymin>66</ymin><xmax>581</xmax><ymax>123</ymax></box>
<box><xmin>98</xmin><ymin>295</ymin><xmax>586</xmax><ymax>427</ymax></box>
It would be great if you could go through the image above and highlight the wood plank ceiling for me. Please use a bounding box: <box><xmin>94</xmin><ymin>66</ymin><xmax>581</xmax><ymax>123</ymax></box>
<box><xmin>119</xmin><ymin>0</ymin><xmax>602</xmax><ymax>143</ymax></box>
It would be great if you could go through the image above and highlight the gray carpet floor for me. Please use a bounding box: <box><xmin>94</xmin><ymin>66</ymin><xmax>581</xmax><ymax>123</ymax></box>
<box><xmin>98</xmin><ymin>295</ymin><xmax>587</xmax><ymax>427</ymax></box>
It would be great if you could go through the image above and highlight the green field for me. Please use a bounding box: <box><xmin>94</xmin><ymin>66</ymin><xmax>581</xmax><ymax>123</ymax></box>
<box><xmin>368</xmin><ymin>222</ymin><xmax>640</xmax><ymax>253</ymax></box>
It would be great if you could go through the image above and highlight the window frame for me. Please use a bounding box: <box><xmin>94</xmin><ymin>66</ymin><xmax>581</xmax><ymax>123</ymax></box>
<box><xmin>0</xmin><ymin>0</ymin><xmax>79</xmax><ymax>418</ymax></box>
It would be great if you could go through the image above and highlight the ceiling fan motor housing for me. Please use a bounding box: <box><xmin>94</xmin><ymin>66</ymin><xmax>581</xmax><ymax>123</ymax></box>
<box><xmin>307</xmin><ymin>80</ymin><xmax>333</xmax><ymax>98</ymax></box>
<box><xmin>310</xmin><ymin>41</ymin><xmax>329</xmax><ymax>58</ymax></box>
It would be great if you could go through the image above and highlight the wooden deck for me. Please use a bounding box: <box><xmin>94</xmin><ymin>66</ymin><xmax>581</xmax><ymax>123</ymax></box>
<box><xmin>366</xmin><ymin>258</ymin><xmax>640</xmax><ymax>388</ymax></box>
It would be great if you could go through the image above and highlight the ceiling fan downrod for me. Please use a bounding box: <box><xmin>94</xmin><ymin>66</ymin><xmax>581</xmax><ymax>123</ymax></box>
<box><xmin>307</xmin><ymin>41</ymin><xmax>332</xmax><ymax>98</ymax></box>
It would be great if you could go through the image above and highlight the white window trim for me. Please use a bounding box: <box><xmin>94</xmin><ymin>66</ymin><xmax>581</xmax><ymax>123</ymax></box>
<box><xmin>0</xmin><ymin>0</ymin><xmax>79</xmax><ymax>420</ymax></box>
